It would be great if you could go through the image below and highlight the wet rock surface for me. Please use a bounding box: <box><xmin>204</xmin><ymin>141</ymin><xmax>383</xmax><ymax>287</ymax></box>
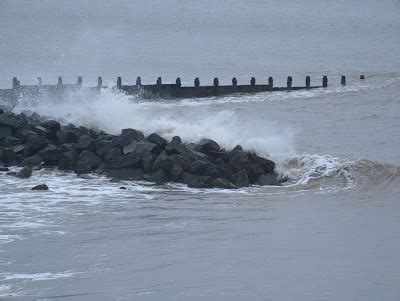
<box><xmin>0</xmin><ymin>111</ymin><xmax>280</xmax><ymax>188</ymax></box>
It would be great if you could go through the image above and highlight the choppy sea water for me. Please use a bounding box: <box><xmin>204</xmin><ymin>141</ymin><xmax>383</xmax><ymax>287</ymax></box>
<box><xmin>1</xmin><ymin>0</ymin><xmax>400</xmax><ymax>300</ymax></box>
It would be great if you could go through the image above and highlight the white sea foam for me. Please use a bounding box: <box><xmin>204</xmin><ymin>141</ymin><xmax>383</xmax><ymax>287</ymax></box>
<box><xmin>2</xmin><ymin>271</ymin><xmax>75</xmax><ymax>281</ymax></box>
<box><xmin>277</xmin><ymin>153</ymin><xmax>356</xmax><ymax>190</ymax></box>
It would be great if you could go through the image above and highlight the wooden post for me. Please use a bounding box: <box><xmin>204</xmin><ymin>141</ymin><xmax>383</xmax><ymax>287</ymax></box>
<box><xmin>250</xmin><ymin>77</ymin><xmax>256</xmax><ymax>91</ymax></box>
<box><xmin>232</xmin><ymin>77</ymin><xmax>237</xmax><ymax>87</ymax></box>
<box><xmin>37</xmin><ymin>77</ymin><xmax>42</xmax><ymax>86</ymax></box>
<box><xmin>268</xmin><ymin>77</ymin><xmax>273</xmax><ymax>91</ymax></box>
<box><xmin>58</xmin><ymin>77</ymin><xmax>62</xmax><ymax>85</ymax></box>
<box><xmin>77</xmin><ymin>76</ymin><xmax>82</xmax><ymax>88</ymax></box>
<box><xmin>306</xmin><ymin>76</ymin><xmax>311</xmax><ymax>89</ymax></box>
<box><xmin>360</xmin><ymin>75</ymin><xmax>365</xmax><ymax>80</ymax></box>
<box><xmin>213</xmin><ymin>78</ymin><xmax>219</xmax><ymax>87</ymax></box>
<box><xmin>136</xmin><ymin>77</ymin><xmax>141</xmax><ymax>86</ymax></box>
<box><xmin>323</xmin><ymin>76</ymin><xmax>328</xmax><ymax>87</ymax></box>
<box><xmin>12</xmin><ymin>77</ymin><xmax>18</xmax><ymax>89</ymax></box>
<box><xmin>117</xmin><ymin>77</ymin><xmax>122</xmax><ymax>89</ymax></box>
<box><xmin>232</xmin><ymin>77</ymin><xmax>237</xmax><ymax>92</ymax></box>
<box><xmin>97</xmin><ymin>77</ymin><xmax>102</xmax><ymax>89</ymax></box>
<box><xmin>341</xmin><ymin>75</ymin><xmax>346</xmax><ymax>86</ymax></box>
<box><xmin>287</xmin><ymin>76</ymin><xmax>292</xmax><ymax>90</ymax></box>
<box><xmin>194</xmin><ymin>78</ymin><xmax>200</xmax><ymax>88</ymax></box>
<box><xmin>157</xmin><ymin>77</ymin><xmax>162</xmax><ymax>87</ymax></box>
<box><xmin>213</xmin><ymin>77</ymin><xmax>219</xmax><ymax>95</ymax></box>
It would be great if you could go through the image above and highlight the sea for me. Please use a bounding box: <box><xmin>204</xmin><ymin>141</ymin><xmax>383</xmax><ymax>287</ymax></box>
<box><xmin>0</xmin><ymin>0</ymin><xmax>400</xmax><ymax>300</ymax></box>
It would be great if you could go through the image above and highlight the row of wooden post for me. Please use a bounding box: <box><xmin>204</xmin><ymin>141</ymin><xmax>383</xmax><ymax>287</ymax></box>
<box><xmin>115</xmin><ymin>75</ymin><xmax>364</xmax><ymax>89</ymax></box>
<box><xmin>11</xmin><ymin>75</ymin><xmax>365</xmax><ymax>90</ymax></box>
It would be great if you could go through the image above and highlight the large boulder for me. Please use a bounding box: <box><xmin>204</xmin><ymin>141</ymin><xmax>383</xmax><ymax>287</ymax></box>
<box><xmin>152</xmin><ymin>153</ymin><xmax>173</xmax><ymax>172</ymax></box>
<box><xmin>147</xmin><ymin>133</ymin><xmax>167</xmax><ymax>148</ymax></box>
<box><xmin>75</xmin><ymin>135</ymin><xmax>94</xmax><ymax>151</ymax></box>
<box><xmin>2</xmin><ymin>147</ymin><xmax>15</xmax><ymax>163</ymax></box>
<box><xmin>56</xmin><ymin>130</ymin><xmax>79</xmax><ymax>144</ymax></box>
<box><xmin>16</xmin><ymin>166</ymin><xmax>32</xmax><ymax>178</ymax></box>
<box><xmin>123</xmin><ymin>141</ymin><xmax>159</xmax><ymax>156</ymax></box>
<box><xmin>1</xmin><ymin>136</ymin><xmax>22</xmax><ymax>147</ymax></box>
<box><xmin>18</xmin><ymin>154</ymin><xmax>42</xmax><ymax>167</ymax></box>
<box><xmin>121</xmin><ymin>128</ymin><xmax>145</xmax><ymax>141</ymax></box>
<box><xmin>108</xmin><ymin>168</ymin><xmax>144</xmax><ymax>181</ymax></box>
<box><xmin>24</xmin><ymin>135</ymin><xmax>48</xmax><ymax>156</ymax></box>
<box><xmin>103</xmin><ymin>147</ymin><xmax>122</xmax><ymax>162</ymax></box>
<box><xmin>245</xmin><ymin>164</ymin><xmax>265</xmax><ymax>183</ymax></box>
<box><xmin>178</xmin><ymin>172</ymin><xmax>196</xmax><ymax>185</ymax></box>
<box><xmin>74</xmin><ymin>150</ymin><xmax>102</xmax><ymax>174</ymax></box>
<box><xmin>145</xmin><ymin>169</ymin><xmax>169</xmax><ymax>184</ymax></box>
<box><xmin>95</xmin><ymin>139</ymin><xmax>114</xmax><ymax>157</ymax></box>
<box><xmin>37</xmin><ymin>145</ymin><xmax>62</xmax><ymax>166</ymax></box>
<box><xmin>197</xmin><ymin>138</ymin><xmax>220</xmax><ymax>152</ymax></box>
<box><xmin>211</xmin><ymin>178</ymin><xmax>236</xmax><ymax>189</ymax></box>
<box><xmin>106</xmin><ymin>153</ymin><xmax>141</xmax><ymax>169</ymax></box>
<box><xmin>31</xmin><ymin>184</ymin><xmax>49</xmax><ymax>191</ymax></box>
<box><xmin>230</xmin><ymin>170</ymin><xmax>250</xmax><ymax>187</ymax></box>
<box><xmin>0</xmin><ymin>125</ymin><xmax>12</xmax><ymax>140</ymax></box>
<box><xmin>188</xmin><ymin>176</ymin><xmax>214</xmax><ymax>188</ymax></box>
<box><xmin>18</xmin><ymin>129</ymin><xmax>38</xmax><ymax>141</ymax></box>
<box><xmin>41</xmin><ymin>120</ymin><xmax>61</xmax><ymax>133</ymax></box>
<box><xmin>0</xmin><ymin>114</ymin><xmax>21</xmax><ymax>129</ymax></box>
<box><xmin>141</xmin><ymin>151</ymin><xmax>155</xmax><ymax>173</ymax></box>
<box><xmin>58</xmin><ymin>150</ymin><xmax>78</xmax><ymax>170</ymax></box>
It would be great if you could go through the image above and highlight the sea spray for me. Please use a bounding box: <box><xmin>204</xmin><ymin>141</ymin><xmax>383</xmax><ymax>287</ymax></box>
<box><xmin>13</xmin><ymin>88</ymin><xmax>295</xmax><ymax>158</ymax></box>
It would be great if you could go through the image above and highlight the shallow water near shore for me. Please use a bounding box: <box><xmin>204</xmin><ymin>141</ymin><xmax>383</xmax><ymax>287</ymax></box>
<box><xmin>1</xmin><ymin>0</ymin><xmax>400</xmax><ymax>300</ymax></box>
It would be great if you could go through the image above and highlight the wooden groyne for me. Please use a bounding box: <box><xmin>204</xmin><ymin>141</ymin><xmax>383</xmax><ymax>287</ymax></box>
<box><xmin>0</xmin><ymin>75</ymin><xmax>365</xmax><ymax>102</ymax></box>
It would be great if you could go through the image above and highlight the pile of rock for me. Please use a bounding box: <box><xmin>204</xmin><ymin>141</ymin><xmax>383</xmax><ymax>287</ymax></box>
<box><xmin>0</xmin><ymin>110</ymin><xmax>280</xmax><ymax>188</ymax></box>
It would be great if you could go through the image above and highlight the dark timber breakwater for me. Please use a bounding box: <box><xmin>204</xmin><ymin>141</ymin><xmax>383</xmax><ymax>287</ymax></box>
<box><xmin>0</xmin><ymin>75</ymin><xmax>365</xmax><ymax>101</ymax></box>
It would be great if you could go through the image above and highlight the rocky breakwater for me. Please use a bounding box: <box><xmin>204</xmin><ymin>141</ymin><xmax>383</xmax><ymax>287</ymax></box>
<box><xmin>0</xmin><ymin>110</ymin><xmax>281</xmax><ymax>189</ymax></box>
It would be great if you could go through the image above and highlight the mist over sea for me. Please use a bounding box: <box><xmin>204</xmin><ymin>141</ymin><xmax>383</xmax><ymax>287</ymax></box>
<box><xmin>1</xmin><ymin>0</ymin><xmax>400</xmax><ymax>300</ymax></box>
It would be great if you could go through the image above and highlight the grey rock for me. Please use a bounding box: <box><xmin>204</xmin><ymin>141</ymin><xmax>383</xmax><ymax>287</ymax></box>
<box><xmin>104</xmin><ymin>147</ymin><xmax>122</xmax><ymax>162</ymax></box>
<box><xmin>16</xmin><ymin>166</ymin><xmax>33</xmax><ymax>178</ymax></box>
<box><xmin>56</xmin><ymin>130</ymin><xmax>78</xmax><ymax>144</ymax></box>
<box><xmin>38</xmin><ymin>145</ymin><xmax>62</xmax><ymax>165</ymax></box>
<box><xmin>147</xmin><ymin>133</ymin><xmax>167</xmax><ymax>148</ymax></box>
<box><xmin>18</xmin><ymin>154</ymin><xmax>42</xmax><ymax>167</ymax></box>
<box><xmin>0</xmin><ymin>126</ymin><xmax>12</xmax><ymax>140</ymax></box>
<box><xmin>121</xmin><ymin>128</ymin><xmax>145</xmax><ymax>141</ymax></box>
<box><xmin>211</xmin><ymin>178</ymin><xmax>236</xmax><ymax>189</ymax></box>
<box><xmin>245</xmin><ymin>164</ymin><xmax>266</xmax><ymax>183</ymax></box>
<box><xmin>75</xmin><ymin>135</ymin><xmax>94</xmax><ymax>150</ymax></box>
<box><xmin>146</xmin><ymin>169</ymin><xmax>169</xmax><ymax>184</ymax></box>
<box><xmin>178</xmin><ymin>172</ymin><xmax>196</xmax><ymax>185</ymax></box>
<box><xmin>13</xmin><ymin>144</ymin><xmax>26</xmax><ymax>154</ymax></box>
<box><xmin>58</xmin><ymin>150</ymin><xmax>78</xmax><ymax>170</ymax></box>
<box><xmin>152</xmin><ymin>153</ymin><xmax>173</xmax><ymax>172</ymax></box>
<box><xmin>197</xmin><ymin>138</ymin><xmax>220</xmax><ymax>152</ymax></box>
<box><xmin>188</xmin><ymin>176</ymin><xmax>214</xmax><ymax>188</ymax></box>
<box><xmin>106</xmin><ymin>153</ymin><xmax>141</xmax><ymax>169</ymax></box>
<box><xmin>123</xmin><ymin>141</ymin><xmax>159</xmax><ymax>156</ymax></box>
<box><xmin>3</xmin><ymin>147</ymin><xmax>15</xmax><ymax>163</ymax></box>
<box><xmin>75</xmin><ymin>150</ymin><xmax>102</xmax><ymax>174</ymax></box>
<box><xmin>24</xmin><ymin>135</ymin><xmax>48</xmax><ymax>156</ymax></box>
<box><xmin>1</xmin><ymin>136</ymin><xmax>22</xmax><ymax>147</ymax></box>
<box><xmin>31</xmin><ymin>184</ymin><xmax>49</xmax><ymax>191</ymax></box>
<box><xmin>171</xmin><ymin>136</ymin><xmax>182</xmax><ymax>145</ymax></box>
<box><xmin>41</xmin><ymin>120</ymin><xmax>61</xmax><ymax>133</ymax></box>
<box><xmin>230</xmin><ymin>170</ymin><xmax>250</xmax><ymax>187</ymax></box>
<box><xmin>141</xmin><ymin>152</ymin><xmax>154</xmax><ymax>173</ymax></box>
